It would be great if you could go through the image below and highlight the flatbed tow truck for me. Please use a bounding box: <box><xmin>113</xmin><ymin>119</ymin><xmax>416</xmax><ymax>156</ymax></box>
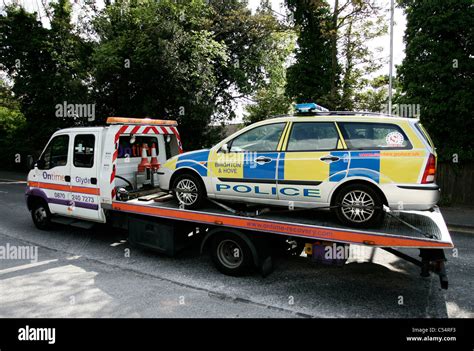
<box><xmin>26</xmin><ymin>118</ymin><xmax>454</xmax><ymax>289</ymax></box>
<box><xmin>106</xmin><ymin>194</ymin><xmax>453</xmax><ymax>289</ymax></box>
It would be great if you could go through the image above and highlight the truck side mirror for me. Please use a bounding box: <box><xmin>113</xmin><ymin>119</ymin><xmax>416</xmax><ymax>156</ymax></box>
<box><xmin>35</xmin><ymin>159</ymin><xmax>45</xmax><ymax>170</ymax></box>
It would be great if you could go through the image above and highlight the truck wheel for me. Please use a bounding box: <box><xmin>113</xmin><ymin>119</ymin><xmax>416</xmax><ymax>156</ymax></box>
<box><xmin>333</xmin><ymin>183</ymin><xmax>384</xmax><ymax>228</ymax></box>
<box><xmin>31</xmin><ymin>200</ymin><xmax>52</xmax><ymax>230</ymax></box>
<box><xmin>211</xmin><ymin>233</ymin><xmax>253</xmax><ymax>276</ymax></box>
<box><xmin>172</xmin><ymin>173</ymin><xmax>206</xmax><ymax>210</ymax></box>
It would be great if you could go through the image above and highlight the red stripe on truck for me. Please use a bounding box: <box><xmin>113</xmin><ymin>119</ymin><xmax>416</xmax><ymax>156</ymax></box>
<box><xmin>111</xmin><ymin>202</ymin><xmax>453</xmax><ymax>248</ymax></box>
<box><xmin>28</xmin><ymin>181</ymin><xmax>100</xmax><ymax>195</ymax></box>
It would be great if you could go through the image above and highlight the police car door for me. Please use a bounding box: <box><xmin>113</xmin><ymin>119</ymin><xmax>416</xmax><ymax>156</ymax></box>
<box><xmin>212</xmin><ymin>122</ymin><xmax>287</xmax><ymax>201</ymax></box>
<box><xmin>278</xmin><ymin>122</ymin><xmax>349</xmax><ymax>205</ymax></box>
<box><xmin>69</xmin><ymin>132</ymin><xmax>101</xmax><ymax>221</ymax></box>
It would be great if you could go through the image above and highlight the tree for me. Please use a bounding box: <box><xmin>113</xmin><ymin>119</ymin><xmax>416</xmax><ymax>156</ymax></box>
<box><xmin>91</xmin><ymin>0</ymin><xmax>282</xmax><ymax>150</ymax></box>
<box><xmin>285</xmin><ymin>0</ymin><xmax>334</xmax><ymax>108</ymax></box>
<box><xmin>91</xmin><ymin>0</ymin><xmax>228</xmax><ymax>150</ymax></box>
<box><xmin>0</xmin><ymin>2</ymin><xmax>92</xmax><ymax>160</ymax></box>
<box><xmin>206</xmin><ymin>0</ymin><xmax>286</xmax><ymax>121</ymax></box>
<box><xmin>285</xmin><ymin>0</ymin><xmax>386</xmax><ymax>110</ymax></box>
<box><xmin>337</xmin><ymin>3</ymin><xmax>386</xmax><ymax>110</ymax></box>
<box><xmin>0</xmin><ymin>79</ymin><xmax>26</xmax><ymax>168</ymax></box>
<box><xmin>244</xmin><ymin>2</ymin><xmax>296</xmax><ymax>124</ymax></box>
<box><xmin>397</xmin><ymin>0</ymin><xmax>474</xmax><ymax>161</ymax></box>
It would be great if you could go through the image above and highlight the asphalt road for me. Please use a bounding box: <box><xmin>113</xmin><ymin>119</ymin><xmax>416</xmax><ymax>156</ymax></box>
<box><xmin>0</xmin><ymin>173</ymin><xmax>472</xmax><ymax>318</ymax></box>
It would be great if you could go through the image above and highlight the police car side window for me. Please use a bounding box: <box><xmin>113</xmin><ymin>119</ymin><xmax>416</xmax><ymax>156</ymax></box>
<box><xmin>74</xmin><ymin>134</ymin><xmax>95</xmax><ymax>168</ymax></box>
<box><xmin>338</xmin><ymin>122</ymin><xmax>412</xmax><ymax>150</ymax></box>
<box><xmin>40</xmin><ymin>135</ymin><xmax>69</xmax><ymax>170</ymax></box>
<box><xmin>230</xmin><ymin>123</ymin><xmax>285</xmax><ymax>152</ymax></box>
<box><xmin>287</xmin><ymin>122</ymin><xmax>339</xmax><ymax>151</ymax></box>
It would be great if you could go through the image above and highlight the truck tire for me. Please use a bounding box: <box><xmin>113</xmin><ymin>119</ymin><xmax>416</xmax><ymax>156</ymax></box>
<box><xmin>172</xmin><ymin>173</ymin><xmax>206</xmax><ymax>209</ymax></box>
<box><xmin>333</xmin><ymin>183</ymin><xmax>384</xmax><ymax>228</ymax></box>
<box><xmin>31</xmin><ymin>199</ymin><xmax>52</xmax><ymax>230</ymax></box>
<box><xmin>210</xmin><ymin>232</ymin><xmax>253</xmax><ymax>276</ymax></box>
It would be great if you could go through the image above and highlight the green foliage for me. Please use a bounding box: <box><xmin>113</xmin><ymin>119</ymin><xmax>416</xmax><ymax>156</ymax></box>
<box><xmin>91</xmin><ymin>0</ymin><xmax>282</xmax><ymax>150</ymax></box>
<box><xmin>0</xmin><ymin>0</ymin><xmax>283</xmax><ymax>155</ymax></box>
<box><xmin>0</xmin><ymin>80</ymin><xmax>27</xmax><ymax>168</ymax></box>
<box><xmin>285</xmin><ymin>0</ymin><xmax>386</xmax><ymax>111</ymax></box>
<box><xmin>397</xmin><ymin>0</ymin><xmax>474</xmax><ymax>161</ymax></box>
<box><xmin>209</xmin><ymin>0</ymin><xmax>284</xmax><ymax>116</ymax></box>
<box><xmin>354</xmin><ymin>75</ymin><xmax>388</xmax><ymax>112</ymax></box>
<box><xmin>285</xmin><ymin>0</ymin><xmax>334</xmax><ymax>108</ymax></box>
<box><xmin>0</xmin><ymin>1</ymin><xmax>93</xmax><ymax>162</ymax></box>
<box><xmin>338</xmin><ymin>5</ymin><xmax>387</xmax><ymax>111</ymax></box>
<box><xmin>91</xmin><ymin>0</ymin><xmax>227</xmax><ymax>149</ymax></box>
<box><xmin>244</xmin><ymin>29</ymin><xmax>296</xmax><ymax>125</ymax></box>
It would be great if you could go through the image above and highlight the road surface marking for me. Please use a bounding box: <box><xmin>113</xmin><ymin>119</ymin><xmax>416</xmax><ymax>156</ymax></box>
<box><xmin>0</xmin><ymin>259</ymin><xmax>58</xmax><ymax>276</ymax></box>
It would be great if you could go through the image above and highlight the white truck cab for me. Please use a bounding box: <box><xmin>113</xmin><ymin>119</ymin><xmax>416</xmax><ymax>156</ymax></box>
<box><xmin>26</xmin><ymin>117</ymin><xmax>182</xmax><ymax>227</ymax></box>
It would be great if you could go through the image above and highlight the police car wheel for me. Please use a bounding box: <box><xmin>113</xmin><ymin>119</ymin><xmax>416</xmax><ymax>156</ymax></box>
<box><xmin>172</xmin><ymin>173</ymin><xmax>205</xmax><ymax>209</ymax></box>
<box><xmin>334</xmin><ymin>184</ymin><xmax>384</xmax><ymax>228</ymax></box>
<box><xmin>211</xmin><ymin>233</ymin><xmax>253</xmax><ymax>276</ymax></box>
<box><xmin>31</xmin><ymin>200</ymin><xmax>52</xmax><ymax>230</ymax></box>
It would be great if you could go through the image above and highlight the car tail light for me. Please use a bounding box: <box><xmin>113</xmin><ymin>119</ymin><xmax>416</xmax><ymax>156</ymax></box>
<box><xmin>422</xmin><ymin>154</ymin><xmax>436</xmax><ymax>184</ymax></box>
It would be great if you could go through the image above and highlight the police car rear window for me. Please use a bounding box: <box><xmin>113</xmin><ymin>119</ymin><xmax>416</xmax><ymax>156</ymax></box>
<box><xmin>338</xmin><ymin>122</ymin><xmax>412</xmax><ymax>150</ymax></box>
<box><xmin>287</xmin><ymin>122</ymin><xmax>339</xmax><ymax>151</ymax></box>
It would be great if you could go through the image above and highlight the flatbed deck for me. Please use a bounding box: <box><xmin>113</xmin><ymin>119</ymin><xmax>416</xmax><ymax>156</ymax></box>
<box><xmin>110</xmin><ymin>199</ymin><xmax>453</xmax><ymax>249</ymax></box>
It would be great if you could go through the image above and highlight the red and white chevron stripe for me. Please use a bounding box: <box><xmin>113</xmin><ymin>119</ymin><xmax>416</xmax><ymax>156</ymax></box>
<box><xmin>110</xmin><ymin>124</ymin><xmax>183</xmax><ymax>199</ymax></box>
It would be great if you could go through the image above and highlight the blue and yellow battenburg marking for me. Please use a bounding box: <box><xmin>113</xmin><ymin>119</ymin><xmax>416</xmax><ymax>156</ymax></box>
<box><xmin>165</xmin><ymin>146</ymin><xmax>426</xmax><ymax>188</ymax></box>
<box><xmin>167</xmin><ymin>149</ymin><xmax>210</xmax><ymax>177</ymax></box>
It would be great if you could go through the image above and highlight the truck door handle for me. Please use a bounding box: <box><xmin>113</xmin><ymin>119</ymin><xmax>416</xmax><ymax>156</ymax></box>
<box><xmin>65</xmin><ymin>175</ymin><xmax>71</xmax><ymax>182</ymax></box>
<box><xmin>255</xmin><ymin>156</ymin><xmax>272</xmax><ymax>165</ymax></box>
<box><xmin>91</xmin><ymin>177</ymin><xmax>97</xmax><ymax>185</ymax></box>
<box><xmin>320</xmin><ymin>155</ymin><xmax>340</xmax><ymax>162</ymax></box>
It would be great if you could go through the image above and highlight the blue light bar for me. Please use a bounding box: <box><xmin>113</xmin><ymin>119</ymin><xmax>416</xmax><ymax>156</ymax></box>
<box><xmin>295</xmin><ymin>102</ymin><xmax>329</xmax><ymax>113</ymax></box>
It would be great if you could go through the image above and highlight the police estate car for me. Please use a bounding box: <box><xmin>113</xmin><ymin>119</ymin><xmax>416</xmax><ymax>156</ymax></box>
<box><xmin>158</xmin><ymin>103</ymin><xmax>439</xmax><ymax>228</ymax></box>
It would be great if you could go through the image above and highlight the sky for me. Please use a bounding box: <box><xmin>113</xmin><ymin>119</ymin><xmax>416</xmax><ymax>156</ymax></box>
<box><xmin>2</xmin><ymin>0</ymin><xmax>407</xmax><ymax>121</ymax></box>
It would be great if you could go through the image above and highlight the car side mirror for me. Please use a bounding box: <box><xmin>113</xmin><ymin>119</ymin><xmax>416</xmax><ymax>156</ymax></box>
<box><xmin>220</xmin><ymin>143</ymin><xmax>229</xmax><ymax>153</ymax></box>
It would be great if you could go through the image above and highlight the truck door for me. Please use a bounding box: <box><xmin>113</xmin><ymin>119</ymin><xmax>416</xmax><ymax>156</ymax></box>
<box><xmin>69</xmin><ymin>132</ymin><xmax>101</xmax><ymax>221</ymax></box>
<box><xmin>34</xmin><ymin>134</ymin><xmax>72</xmax><ymax>216</ymax></box>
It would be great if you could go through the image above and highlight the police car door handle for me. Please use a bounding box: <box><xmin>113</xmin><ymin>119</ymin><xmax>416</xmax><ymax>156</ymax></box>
<box><xmin>320</xmin><ymin>155</ymin><xmax>340</xmax><ymax>162</ymax></box>
<box><xmin>255</xmin><ymin>156</ymin><xmax>272</xmax><ymax>164</ymax></box>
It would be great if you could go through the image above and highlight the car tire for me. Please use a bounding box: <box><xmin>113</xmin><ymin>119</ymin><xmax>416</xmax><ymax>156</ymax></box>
<box><xmin>333</xmin><ymin>183</ymin><xmax>385</xmax><ymax>228</ymax></box>
<box><xmin>31</xmin><ymin>199</ymin><xmax>52</xmax><ymax>230</ymax></box>
<box><xmin>172</xmin><ymin>173</ymin><xmax>206</xmax><ymax>210</ymax></box>
<box><xmin>210</xmin><ymin>232</ymin><xmax>253</xmax><ymax>276</ymax></box>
